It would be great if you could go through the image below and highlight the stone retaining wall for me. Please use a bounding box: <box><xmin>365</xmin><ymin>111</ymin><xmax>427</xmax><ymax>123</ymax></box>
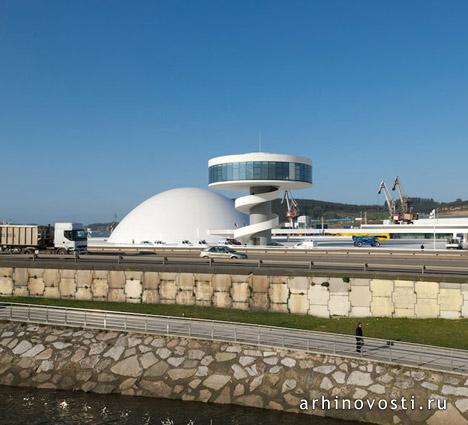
<box><xmin>1</xmin><ymin>267</ymin><xmax>467</xmax><ymax>319</ymax></box>
<box><xmin>0</xmin><ymin>321</ymin><xmax>467</xmax><ymax>425</ymax></box>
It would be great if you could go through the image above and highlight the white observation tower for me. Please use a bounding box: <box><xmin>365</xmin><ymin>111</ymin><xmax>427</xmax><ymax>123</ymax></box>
<box><xmin>208</xmin><ymin>152</ymin><xmax>312</xmax><ymax>245</ymax></box>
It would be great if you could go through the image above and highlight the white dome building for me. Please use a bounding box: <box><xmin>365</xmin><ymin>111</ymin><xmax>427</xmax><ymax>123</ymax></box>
<box><xmin>108</xmin><ymin>187</ymin><xmax>248</xmax><ymax>245</ymax></box>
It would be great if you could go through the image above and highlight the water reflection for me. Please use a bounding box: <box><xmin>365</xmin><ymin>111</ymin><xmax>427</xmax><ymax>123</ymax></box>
<box><xmin>0</xmin><ymin>385</ymin><xmax>368</xmax><ymax>425</ymax></box>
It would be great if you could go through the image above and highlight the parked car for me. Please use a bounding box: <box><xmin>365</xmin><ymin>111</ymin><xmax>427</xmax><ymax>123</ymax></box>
<box><xmin>200</xmin><ymin>246</ymin><xmax>247</xmax><ymax>259</ymax></box>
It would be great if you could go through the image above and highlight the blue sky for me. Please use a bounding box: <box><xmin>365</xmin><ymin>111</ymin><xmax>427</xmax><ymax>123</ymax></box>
<box><xmin>1</xmin><ymin>1</ymin><xmax>468</xmax><ymax>223</ymax></box>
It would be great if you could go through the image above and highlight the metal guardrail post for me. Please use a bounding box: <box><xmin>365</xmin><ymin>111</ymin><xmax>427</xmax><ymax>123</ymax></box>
<box><xmin>209</xmin><ymin>258</ymin><xmax>213</xmax><ymax>267</ymax></box>
<box><xmin>84</xmin><ymin>311</ymin><xmax>87</xmax><ymax>328</ymax></box>
<box><xmin>163</xmin><ymin>256</ymin><xmax>167</xmax><ymax>265</ymax></box>
<box><xmin>211</xmin><ymin>322</ymin><xmax>214</xmax><ymax>341</ymax></box>
<box><xmin>450</xmin><ymin>350</ymin><xmax>454</xmax><ymax>369</ymax></box>
<box><xmin>234</xmin><ymin>328</ymin><xmax>237</xmax><ymax>343</ymax></box>
<box><xmin>188</xmin><ymin>323</ymin><xmax>191</xmax><ymax>337</ymax></box>
<box><xmin>166</xmin><ymin>321</ymin><xmax>169</xmax><ymax>336</ymax></box>
<box><xmin>389</xmin><ymin>345</ymin><xmax>392</xmax><ymax>362</ymax></box>
<box><xmin>257</xmin><ymin>333</ymin><xmax>260</xmax><ymax>346</ymax></box>
<box><xmin>27</xmin><ymin>307</ymin><xmax>30</xmax><ymax>323</ymax></box>
<box><xmin>363</xmin><ymin>263</ymin><xmax>368</xmax><ymax>272</ymax></box>
<box><xmin>422</xmin><ymin>265</ymin><xmax>426</xmax><ymax>274</ymax></box>
<box><xmin>145</xmin><ymin>316</ymin><xmax>148</xmax><ymax>332</ymax></box>
<box><xmin>103</xmin><ymin>313</ymin><xmax>107</xmax><ymax>329</ymax></box>
<box><xmin>307</xmin><ymin>339</ymin><xmax>310</xmax><ymax>351</ymax></box>
<box><xmin>309</xmin><ymin>261</ymin><xmax>314</xmax><ymax>270</ymax></box>
<box><xmin>46</xmin><ymin>308</ymin><xmax>49</xmax><ymax>324</ymax></box>
<box><xmin>258</xmin><ymin>259</ymin><xmax>262</xmax><ymax>268</ymax></box>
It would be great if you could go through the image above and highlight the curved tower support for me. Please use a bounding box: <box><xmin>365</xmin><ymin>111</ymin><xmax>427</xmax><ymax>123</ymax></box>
<box><xmin>234</xmin><ymin>186</ymin><xmax>280</xmax><ymax>244</ymax></box>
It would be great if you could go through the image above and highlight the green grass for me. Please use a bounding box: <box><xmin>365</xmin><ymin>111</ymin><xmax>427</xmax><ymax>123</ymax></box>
<box><xmin>1</xmin><ymin>296</ymin><xmax>467</xmax><ymax>350</ymax></box>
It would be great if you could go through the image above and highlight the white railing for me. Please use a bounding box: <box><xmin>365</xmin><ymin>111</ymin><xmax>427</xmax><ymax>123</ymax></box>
<box><xmin>0</xmin><ymin>302</ymin><xmax>467</xmax><ymax>375</ymax></box>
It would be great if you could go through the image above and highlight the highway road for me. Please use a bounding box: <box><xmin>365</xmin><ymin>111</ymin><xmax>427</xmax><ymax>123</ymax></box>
<box><xmin>1</xmin><ymin>302</ymin><xmax>466</xmax><ymax>374</ymax></box>
<box><xmin>1</xmin><ymin>249</ymin><xmax>468</xmax><ymax>278</ymax></box>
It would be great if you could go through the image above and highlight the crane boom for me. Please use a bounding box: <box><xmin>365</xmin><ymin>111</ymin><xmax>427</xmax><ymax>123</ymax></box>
<box><xmin>378</xmin><ymin>181</ymin><xmax>396</xmax><ymax>217</ymax></box>
<box><xmin>392</xmin><ymin>176</ymin><xmax>409</xmax><ymax>213</ymax></box>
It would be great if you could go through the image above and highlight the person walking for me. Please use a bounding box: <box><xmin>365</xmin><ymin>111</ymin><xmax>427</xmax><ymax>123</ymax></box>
<box><xmin>355</xmin><ymin>322</ymin><xmax>364</xmax><ymax>353</ymax></box>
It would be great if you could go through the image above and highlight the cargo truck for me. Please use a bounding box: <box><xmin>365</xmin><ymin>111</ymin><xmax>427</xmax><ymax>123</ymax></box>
<box><xmin>0</xmin><ymin>222</ymin><xmax>87</xmax><ymax>254</ymax></box>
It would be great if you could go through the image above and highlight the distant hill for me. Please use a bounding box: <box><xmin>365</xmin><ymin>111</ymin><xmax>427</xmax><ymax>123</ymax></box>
<box><xmin>272</xmin><ymin>197</ymin><xmax>468</xmax><ymax>224</ymax></box>
<box><xmin>87</xmin><ymin>197</ymin><xmax>468</xmax><ymax>230</ymax></box>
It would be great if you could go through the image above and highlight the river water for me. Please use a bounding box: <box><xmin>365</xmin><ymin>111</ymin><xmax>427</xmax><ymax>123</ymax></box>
<box><xmin>0</xmin><ymin>385</ymin><xmax>368</xmax><ymax>425</ymax></box>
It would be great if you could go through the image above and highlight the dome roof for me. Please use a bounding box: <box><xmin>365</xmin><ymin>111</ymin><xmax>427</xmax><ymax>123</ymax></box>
<box><xmin>108</xmin><ymin>187</ymin><xmax>248</xmax><ymax>244</ymax></box>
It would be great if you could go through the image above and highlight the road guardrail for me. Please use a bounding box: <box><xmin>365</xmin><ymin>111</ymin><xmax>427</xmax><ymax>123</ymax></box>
<box><xmin>1</xmin><ymin>253</ymin><xmax>468</xmax><ymax>277</ymax></box>
<box><xmin>0</xmin><ymin>302</ymin><xmax>467</xmax><ymax>375</ymax></box>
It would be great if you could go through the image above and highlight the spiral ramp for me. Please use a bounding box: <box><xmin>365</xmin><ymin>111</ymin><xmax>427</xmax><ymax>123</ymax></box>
<box><xmin>233</xmin><ymin>187</ymin><xmax>280</xmax><ymax>242</ymax></box>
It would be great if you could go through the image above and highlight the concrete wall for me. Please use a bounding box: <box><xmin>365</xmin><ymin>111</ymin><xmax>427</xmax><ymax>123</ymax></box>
<box><xmin>0</xmin><ymin>322</ymin><xmax>467</xmax><ymax>425</ymax></box>
<box><xmin>1</xmin><ymin>267</ymin><xmax>468</xmax><ymax>319</ymax></box>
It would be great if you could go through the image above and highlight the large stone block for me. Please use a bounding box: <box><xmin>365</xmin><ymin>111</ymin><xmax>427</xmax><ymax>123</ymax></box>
<box><xmin>108</xmin><ymin>289</ymin><xmax>126</xmax><ymax>302</ymax></box>
<box><xmin>61</xmin><ymin>269</ymin><xmax>75</xmax><ymax>279</ymax></box>
<box><xmin>250</xmin><ymin>293</ymin><xmax>269</xmax><ymax>310</ymax></box>
<box><xmin>231</xmin><ymin>282</ymin><xmax>250</xmax><ymax>303</ymax></box>
<box><xmin>232</xmin><ymin>302</ymin><xmax>249</xmax><ymax>310</ymax></box>
<box><xmin>94</xmin><ymin>270</ymin><xmax>108</xmax><ymax>279</ymax></box>
<box><xmin>28</xmin><ymin>268</ymin><xmax>44</xmax><ymax>277</ymax></box>
<box><xmin>415</xmin><ymin>281</ymin><xmax>439</xmax><ymax>299</ymax></box>
<box><xmin>270</xmin><ymin>303</ymin><xmax>288</xmax><ymax>313</ymax></box>
<box><xmin>328</xmin><ymin>293</ymin><xmax>350</xmax><ymax>316</ymax></box>
<box><xmin>370</xmin><ymin>296</ymin><xmax>393</xmax><ymax>317</ymax></box>
<box><xmin>75</xmin><ymin>287</ymin><xmax>92</xmax><ymax>300</ymax></box>
<box><xmin>108</xmin><ymin>271</ymin><xmax>125</xmax><ymax>289</ymax></box>
<box><xmin>125</xmin><ymin>280</ymin><xmax>142</xmax><ymax>300</ymax></box>
<box><xmin>159</xmin><ymin>281</ymin><xmax>177</xmax><ymax>301</ymax></box>
<box><xmin>328</xmin><ymin>278</ymin><xmax>350</xmax><ymax>293</ymax></box>
<box><xmin>92</xmin><ymin>279</ymin><xmax>109</xmax><ymax>299</ymax></box>
<box><xmin>309</xmin><ymin>304</ymin><xmax>330</xmax><ymax>318</ymax></box>
<box><xmin>370</xmin><ymin>279</ymin><xmax>394</xmax><ymax>297</ymax></box>
<box><xmin>349</xmin><ymin>278</ymin><xmax>371</xmax><ymax>287</ymax></box>
<box><xmin>439</xmin><ymin>310</ymin><xmax>460</xmax><ymax>319</ymax></box>
<box><xmin>59</xmin><ymin>278</ymin><xmax>76</xmax><ymax>298</ymax></box>
<box><xmin>350</xmin><ymin>306</ymin><xmax>371</xmax><ymax>317</ymax></box>
<box><xmin>13</xmin><ymin>286</ymin><xmax>29</xmax><ymax>296</ymax></box>
<box><xmin>287</xmin><ymin>277</ymin><xmax>310</xmax><ymax>294</ymax></box>
<box><xmin>252</xmin><ymin>276</ymin><xmax>269</xmax><ymax>293</ymax></box>
<box><xmin>194</xmin><ymin>273</ymin><xmax>213</xmax><ymax>282</ymax></box>
<box><xmin>349</xmin><ymin>286</ymin><xmax>371</xmax><ymax>307</ymax></box>
<box><xmin>288</xmin><ymin>293</ymin><xmax>309</xmax><ymax>314</ymax></box>
<box><xmin>125</xmin><ymin>271</ymin><xmax>143</xmax><ymax>281</ymax></box>
<box><xmin>269</xmin><ymin>283</ymin><xmax>289</xmax><ymax>304</ymax></box>
<box><xmin>415</xmin><ymin>298</ymin><xmax>440</xmax><ymax>318</ymax></box>
<box><xmin>142</xmin><ymin>289</ymin><xmax>160</xmax><ymax>304</ymax></box>
<box><xmin>159</xmin><ymin>272</ymin><xmax>177</xmax><ymax>281</ymax></box>
<box><xmin>394</xmin><ymin>308</ymin><xmax>415</xmax><ymax>318</ymax></box>
<box><xmin>438</xmin><ymin>288</ymin><xmax>462</xmax><ymax>312</ymax></box>
<box><xmin>462</xmin><ymin>297</ymin><xmax>468</xmax><ymax>318</ymax></box>
<box><xmin>195</xmin><ymin>281</ymin><xmax>213</xmax><ymax>302</ymax></box>
<box><xmin>212</xmin><ymin>292</ymin><xmax>232</xmax><ymax>308</ymax></box>
<box><xmin>13</xmin><ymin>268</ymin><xmax>28</xmax><ymax>285</ymax></box>
<box><xmin>0</xmin><ymin>267</ymin><xmax>13</xmax><ymax>277</ymax></box>
<box><xmin>43</xmin><ymin>269</ymin><xmax>60</xmax><ymax>286</ymax></box>
<box><xmin>43</xmin><ymin>287</ymin><xmax>60</xmax><ymax>298</ymax></box>
<box><xmin>28</xmin><ymin>278</ymin><xmax>45</xmax><ymax>296</ymax></box>
<box><xmin>177</xmin><ymin>274</ymin><xmax>194</xmax><ymax>291</ymax></box>
<box><xmin>76</xmin><ymin>270</ymin><xmax>93</xmax><ymax>287</ymax></box>
<box><xmin>393</xmin><ymin>287</ymin><xmax>416</xmax><ymax>310</ymax></box>
<box><xmin>308</xmin><ymin>285</ymin><xmax>330</xmax><ymax>306</ymax></box>
<box><xmin>231</xmin><ymin>274</ymin><xmax>250</xmax><ymax>283</ymax></box>
<box><xmin>212</xmin><ymin>275</ymin><xmax>231</xmax><ymax>292</ymax></box>
<box><xmin>0</xmin><ymin>277</ymin><xmax>13</xmax><ymax>295</ymax></box>
<box><xmin>176</xmin><ymin>290</ymin><xmax>195</xmax><ymax>305</ymax></box>
<box><xmin>143</xmin><ymin>272</ymin><xmax>159</xmax><ymax>290</ymax></box>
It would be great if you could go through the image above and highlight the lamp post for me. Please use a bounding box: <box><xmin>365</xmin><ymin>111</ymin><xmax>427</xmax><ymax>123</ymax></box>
<box><xmin>433</xmin><ymin>209</ymin><xmax>437</xmax><ymax>250</ymax></box>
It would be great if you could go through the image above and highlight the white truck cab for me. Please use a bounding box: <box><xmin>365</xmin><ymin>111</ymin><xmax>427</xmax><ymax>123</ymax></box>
<box><xmin>54</xmin><ymin>222</ymin><xmax>88</xmax><ymax>254</ymax></box>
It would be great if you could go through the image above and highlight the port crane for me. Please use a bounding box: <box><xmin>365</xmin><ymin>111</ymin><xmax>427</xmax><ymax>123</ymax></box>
<box><xmin>378</xmin><ymin>181</ymin><xmax>397</xmax><ymax>221</ymax></box>
<box><xmin>281</xmin><ymin>190</ymin><xmax>300</xmax><ymax>228</ymax></box>
<box><xmin>392</xmin><ymin>176</ymin><xmax>417</xmax><ymax>223</ymax></box>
